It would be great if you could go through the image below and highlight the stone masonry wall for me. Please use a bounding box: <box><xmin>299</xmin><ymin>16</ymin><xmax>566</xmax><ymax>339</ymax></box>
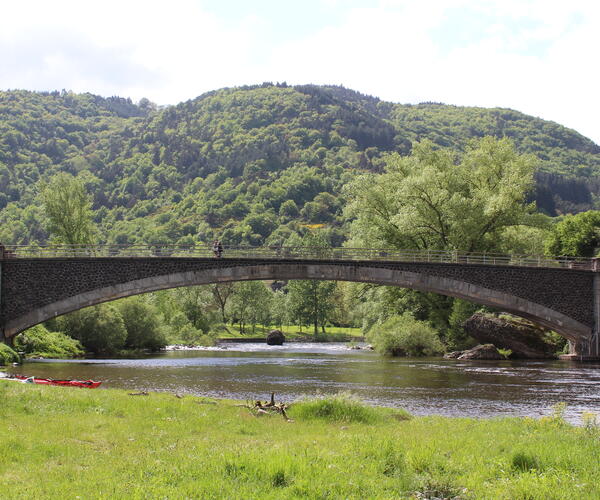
<box><xmin>0</xmin><ymin>258</ymin><xmax>594</xmax><ymax>329</ymax></box>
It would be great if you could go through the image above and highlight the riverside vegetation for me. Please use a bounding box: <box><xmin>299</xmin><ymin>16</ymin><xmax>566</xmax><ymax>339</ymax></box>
<box><xmin>0</xmin><ymin>381</ymin><xmax>599</xmax><ymax>499</ymax></box>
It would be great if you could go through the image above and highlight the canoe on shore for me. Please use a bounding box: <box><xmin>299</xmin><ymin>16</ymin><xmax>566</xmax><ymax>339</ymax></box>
<box><xmin>13</xmin><ymin>375</ymin><xmax>102</xmax><ymax>389</ymax></box>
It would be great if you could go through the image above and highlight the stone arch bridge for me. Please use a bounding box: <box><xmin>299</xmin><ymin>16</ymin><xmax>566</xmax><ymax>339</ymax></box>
<box><xmin>1</xmin><ymin>245</ymin><xmax>598</xmax><ymax>359</ymax></box>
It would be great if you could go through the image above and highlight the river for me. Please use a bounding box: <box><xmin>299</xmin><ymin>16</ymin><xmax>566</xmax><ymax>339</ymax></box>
<box><xmin>7</xmin><ymin>343</ymin><xmax>600</xmax><ymax>424</ymax></box>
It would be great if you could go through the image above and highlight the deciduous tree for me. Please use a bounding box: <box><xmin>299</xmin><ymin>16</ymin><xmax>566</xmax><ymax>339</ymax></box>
<box><xmin>344</xmin><ymin>137</ymin><xmax>537</xmax><ymax>252</ymax></box>
<box><xmin>544</xmin><ymin>210</ymin><xmax>600</xmax><ymax>257</ymax></box>
<box><xmin>286</xmin><ymin>232</ymin><xmax>336</xmax><ymax>335</ymax></box>
<box><xmin>40</xmin><ymin>173</ymin><xmax>97</xmax><ymax>246</ymax></box>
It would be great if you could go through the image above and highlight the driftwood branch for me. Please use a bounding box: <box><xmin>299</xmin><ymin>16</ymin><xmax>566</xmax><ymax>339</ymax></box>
<box><xmin>238</xmin><ymin>393</ymin><xmax>293</xmax><ymax>422</ymax></box>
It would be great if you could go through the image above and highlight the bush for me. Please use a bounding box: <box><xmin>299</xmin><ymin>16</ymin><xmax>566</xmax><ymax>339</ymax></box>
<box><xmin>14</xmin><ymin>325</ymin><xmax>84</xmax><ymax>358</ymax></box>
<box><xmin>290</xmin><ymin>393</ymin><xmax>383</xmax><ymax>424</ymax></box>
<box><xmin>0</xmin><ymin>343</ymin><xmax>21</xmax><ymax>365</ymax></box>
<box><xmin>116</xmin><ymin>297</ymin><xmax>167</xmax><ymax>351</ymax></box>
<box><xmin>58</xmin><ymin>303</ymin><xmax>127</xmax><ymax>355</ymax></box>
<box><xmin>367</xmin><ymin>313</ymin><xmax>443</xmax><ymax>357</ymax></box>
<box><xmin>167</xmin><ymin>315</ymin><xmax>217</xmax><ymax>346</ymax></box>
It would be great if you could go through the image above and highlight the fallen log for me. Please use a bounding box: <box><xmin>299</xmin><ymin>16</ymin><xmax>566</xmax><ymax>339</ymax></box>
<box><xmin>239</xmin><ymin>392</ymin><xmax>293</xmax><ymax>422</ymax></box>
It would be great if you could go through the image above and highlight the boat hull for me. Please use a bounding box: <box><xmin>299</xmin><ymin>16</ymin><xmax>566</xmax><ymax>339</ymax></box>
<box><xmin>14</xmin><ymin>375</ymin><xmax>101</xmax><ymax>388</ymax></box>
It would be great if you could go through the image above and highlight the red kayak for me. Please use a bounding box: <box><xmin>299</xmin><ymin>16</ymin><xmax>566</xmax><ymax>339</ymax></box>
<box><xmin>14</xmin><ymin>375</ymin><xmax>102</xmax><ymax>388</ymax></box>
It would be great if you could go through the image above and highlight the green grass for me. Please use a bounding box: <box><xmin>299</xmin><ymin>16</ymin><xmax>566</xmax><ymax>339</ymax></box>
<box><xmin>0</xmin><ymin>382</ymin><xmax>599</xmax><ymax>499</ymax></box>
<box><xmin>291</xmin><ymin>393</ymin><xmax>411</xmax><ymax>424</ymax></box>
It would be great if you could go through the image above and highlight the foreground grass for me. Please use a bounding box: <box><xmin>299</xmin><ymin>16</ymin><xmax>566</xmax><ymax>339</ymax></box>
<box><xmin>0</xmin><ymin>383</ymin><xmax>599</xmax><ymax>499</ymax></box>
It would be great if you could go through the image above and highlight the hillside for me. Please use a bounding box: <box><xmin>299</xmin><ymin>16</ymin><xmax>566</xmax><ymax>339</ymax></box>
<box><xmin>1</xmin><ymin>84</ymin><xmax>599</xmax><ymax>246</ymax></box>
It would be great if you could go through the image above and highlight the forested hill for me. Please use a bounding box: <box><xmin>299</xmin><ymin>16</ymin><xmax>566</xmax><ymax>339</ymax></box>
<box><xmin>1</xmin><ymin>84</ymin><xmax>599</xmax><ymax>246</ymax></box>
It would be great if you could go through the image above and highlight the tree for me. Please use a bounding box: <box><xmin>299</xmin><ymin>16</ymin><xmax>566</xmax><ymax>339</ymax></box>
<box><xmin>286</xmin><ymin>231</ymin><xmax>337</xmax><ymax>335</ymax></box>
<box><xmin>172</xmin><ymin>286</ymin><xmax>215</xmax><ymax>333</ymax></box>
<box><xmin>270</xmin><ymin>290</ymin><xmax>289</xmax><ymax>330</ymax></box>
<box><xmin>343</xmin><ymin>137</ymin><xmax>538</xmax><ymax>344</ymax></box>
<box><xmin>39</xmin><ymin>173</ymin><xmax>97</xmax><ymax>246</ymax></box>
<box><xmin>544</xmin><ymin>210</ymin><xmax>600</xmax><ymax>257</ymax></box>
<box><xmin>344</xmin><ymin>137</ymin><xmax>537</xmax><ymax>252</ymax></box>
<box><xmin>287</xmin><ymin>279</ymin><xmax>336</xmax><ymax>335</ymax></box>
<box><xmin>58</xmin><ymin>303</ymin><xmax>127</xmax><ymax>354</ymax></box>
<box><xmin>116</xmin><ymin>296</ymin><xmax>167</xmax><ymax>351</ymax></box>
<box><xmin>229</xmin><ymin>281</ymin><xmax>272</xmax><ymax>334</ymax></box>
<box><xmin>211</xmin><ymin>283</ymin><xmax>236</xmax><ymax>323</ymax></box>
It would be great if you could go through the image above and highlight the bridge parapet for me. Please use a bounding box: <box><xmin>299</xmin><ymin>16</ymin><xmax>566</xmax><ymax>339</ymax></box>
<box><xmin>0</xmin><ymin>245</ymin><xmax>594</xmax><ymax>270</ymax></box>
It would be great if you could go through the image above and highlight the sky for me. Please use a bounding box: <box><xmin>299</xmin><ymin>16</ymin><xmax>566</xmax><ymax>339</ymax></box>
<box><xmin>1</xmin><ymin>0</ymin><xmax>598</xmax><ymax>144</ymax></box>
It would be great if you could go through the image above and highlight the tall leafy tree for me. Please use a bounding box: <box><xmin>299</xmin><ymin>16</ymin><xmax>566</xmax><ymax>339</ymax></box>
<box><xmin>40</xmin><ymin>173</ymin><xmax>97</xmax><ymax>246</ymax></box>
<box><xmin>286</xmin><ymin>232</ymin><xmax>336</xmax><ymax>335</ymax></box>
<box><xmin>211</xmin><ymin>283</ymin><xmax>236</xmax><ymax>324</ymax></box>
<box><xmin>344</xmin><ymin>137</ymin><xmax>537</xmax><ymax>252</ymax></box>
<box><xmin>344</xmin><ymin>137</ymin><xmax>539</xmax><ymax>341</ymax></box>
<box><xmin>229</xmin><ymin>281</ymin><xmax>272</xmax><ymax>334</ymax></box>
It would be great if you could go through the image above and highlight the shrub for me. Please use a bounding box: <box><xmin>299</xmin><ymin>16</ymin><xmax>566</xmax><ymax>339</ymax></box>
<box><xmin>367</xmin><ymin>313</ymin><xmax>443</xmax><ymax>357</ymax></box>
<box><xmin>0</xmin><ymin>343</ymin><xmax>21</xmax><ymax>365</ymax></box>
<box><xmin>116</xmin><ymin>297</ymin><xmax>167</xmax><ymax>351</ymax></box>
<box><xmin>511</xmin><ymin>451</ymin><xmax>541</xmax><ymax>472</ymax></box>
<box><xmin>58</xmin><ymin>303</ymin><xmax>127</xmax><ymax>355</ymax></box>
<box><xmin>290</xmin><ymin>393</ymin><xmax>382</xmax><ymax>424</ymax></box>
<box><xmin>167</xmin><ymin>315</ymin><xmax>217</xmax><ymax>346</ymax></box>
<box><xmin>14</xmin><ymin>325</ymin><xmax>84</xmax><ymax>358</ymax></box>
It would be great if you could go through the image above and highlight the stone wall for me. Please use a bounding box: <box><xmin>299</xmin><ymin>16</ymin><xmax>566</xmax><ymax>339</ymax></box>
<box><xmin>0</xmin><ymin>257</ymin><xmax>595</xmax><ymax>343</ymax></box>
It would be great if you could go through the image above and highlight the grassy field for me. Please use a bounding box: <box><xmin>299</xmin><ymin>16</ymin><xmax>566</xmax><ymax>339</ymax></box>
<box><xmin>0</xmin><ymin>381</ymin><xmax>599</xmax><ymax>499</ymax></box>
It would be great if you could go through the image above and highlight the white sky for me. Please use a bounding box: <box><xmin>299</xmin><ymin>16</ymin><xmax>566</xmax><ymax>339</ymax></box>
<box><xmin>1</xmin><ymin>0</ymin><xmax>598</xmax><ymax>144</ymax></box>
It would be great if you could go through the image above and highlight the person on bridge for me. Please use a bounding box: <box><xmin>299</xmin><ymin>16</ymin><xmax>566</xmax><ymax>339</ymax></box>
<box><xmin>212</xmin><ymin>239</ymin><xmax>223</xmax><ymax>258</ymax></box>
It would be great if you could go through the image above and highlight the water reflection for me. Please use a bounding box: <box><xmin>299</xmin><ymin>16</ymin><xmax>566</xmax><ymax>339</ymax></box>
<box><xmin>8</xmin><ymin>343</ymin><xmax>600</xmax><ymax>423</ymax></box>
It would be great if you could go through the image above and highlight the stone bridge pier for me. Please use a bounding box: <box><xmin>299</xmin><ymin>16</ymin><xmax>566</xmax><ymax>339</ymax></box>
<box><xmin>1</xmin><ymin>254</ymin><xmax>599</xmax><ymax>360</ymax></box>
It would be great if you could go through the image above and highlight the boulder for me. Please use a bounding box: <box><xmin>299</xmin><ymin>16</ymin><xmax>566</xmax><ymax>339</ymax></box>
<box><xmin>457</xmin><ymin>344</ymin><xmax>504</xmax><ymax>360</ymax></box>
<box><xmin>266</xmin><ymin>329</ymin><xmax>285</xmax><ymax>346</ymax></box>
<box><xmin>463</xmin><ymin>313</ymin><xmax>558</xmax><ymax>359</ymax></box>
<box><xmin>443</xmin><ymin>351</ymin><xmax>463</xmax><ymax>359</ymax></box>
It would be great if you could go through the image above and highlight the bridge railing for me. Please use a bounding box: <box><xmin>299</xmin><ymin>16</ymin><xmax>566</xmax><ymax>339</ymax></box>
<box><xmin>0</xmin><ymin>244</ymin><xmax>594</xmax><ymax>270</ymax></box>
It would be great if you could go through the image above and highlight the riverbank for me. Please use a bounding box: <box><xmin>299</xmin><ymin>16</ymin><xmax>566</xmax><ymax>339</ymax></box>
<box><xmin>218</xmin><ymin>324</ymin><xmax>364</xmax><ymax>341</ymax></box>
<box><xmin>1</xmin><ymin>382</ymin><xmax>598</xmax><ymax>498</ymax></box>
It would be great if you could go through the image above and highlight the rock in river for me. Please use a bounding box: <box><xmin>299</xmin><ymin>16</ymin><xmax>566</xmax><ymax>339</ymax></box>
<box><xmin>457</xmin><ymin>344</ymin><xmax>505</xmax><ymax>360</ymax></box>
<box><xmin>266</xmin><ymin>329</ymin><xmax>285</xmax><ymax>346</ymax></box>
<box><xmin>463</xmin><ymin>312</ymin><xmax>558</xmax><ymax>359</ymax></box>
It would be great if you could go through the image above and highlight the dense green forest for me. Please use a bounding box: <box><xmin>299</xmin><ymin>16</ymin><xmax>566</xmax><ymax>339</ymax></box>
<box><xmin>1</xmin><ymin>84</ymin><xmax>599</xmax><ymax>356</ymax></box>
<box><xmin>1</xmin><ymin>84</ymin><xmax>599</xmax><ymax>247</ymax></box>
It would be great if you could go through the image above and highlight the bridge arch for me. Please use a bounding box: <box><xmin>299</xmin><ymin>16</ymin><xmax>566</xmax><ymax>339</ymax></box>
<box><xmin>3</xmin><ymin>262</ymin><xmax>591</xmax><ymax>351</ymax></box>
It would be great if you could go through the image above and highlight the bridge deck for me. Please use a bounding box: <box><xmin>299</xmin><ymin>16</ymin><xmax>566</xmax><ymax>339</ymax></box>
<box><xmin>0</xmin><ymin>244</ymin><xmax>594</xmax><ymax>270</ymax></box>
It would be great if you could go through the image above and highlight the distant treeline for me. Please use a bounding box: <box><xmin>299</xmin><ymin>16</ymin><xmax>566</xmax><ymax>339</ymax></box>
<box><xmin>534</xmin><ymin>172</ymin><xmax>600</xmax><ymax>215</ymax></box>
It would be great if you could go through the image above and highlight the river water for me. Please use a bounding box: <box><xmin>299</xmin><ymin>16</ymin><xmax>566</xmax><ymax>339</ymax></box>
<box><xmin>7</xmin><ymin>343</ymin><xmax>600</xmax><ymax>423</ymax></box>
